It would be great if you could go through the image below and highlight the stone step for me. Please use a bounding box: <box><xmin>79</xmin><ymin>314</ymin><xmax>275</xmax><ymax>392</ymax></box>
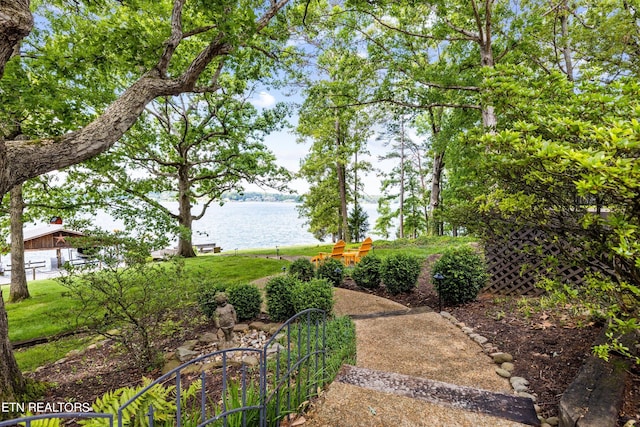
<box><xmin>336</xmin><ymin>364</ymin><xmax>540</xmax><ymax>426</ymax></box>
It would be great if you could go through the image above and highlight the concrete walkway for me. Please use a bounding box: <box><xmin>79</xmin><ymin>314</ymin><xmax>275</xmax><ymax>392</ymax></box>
<box><xmin>304</xmin><ymin>288</ymin><xmax>539</xmax><ymax>427</ymax></box>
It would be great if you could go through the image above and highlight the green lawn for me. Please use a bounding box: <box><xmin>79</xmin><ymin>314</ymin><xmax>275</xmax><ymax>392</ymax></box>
<box><xmin>240</xmin><ymin>236</ymin><xmax>477</xmax><ymax>260</ymax></box>
<box><xmin>14</xmin><ymin>336</ymin><xmax>93</xmax><ymax>372</ymax></box>
<box><xmin>4</xmin><ymin>279</ymin><xmax>81</xmax><ymax>342</ymax></box>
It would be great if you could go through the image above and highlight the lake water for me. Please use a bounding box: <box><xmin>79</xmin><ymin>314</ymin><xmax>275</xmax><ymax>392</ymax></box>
<box><xmin>0</xmin><ymin>201</ymin><xmax>385</xmax><ymax>273</ymax></box>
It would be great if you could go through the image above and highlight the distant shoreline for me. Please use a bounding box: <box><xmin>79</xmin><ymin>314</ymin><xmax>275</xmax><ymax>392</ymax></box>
<box><xmin>148</xmin><ymin>191</ymin><xmax>380</xmax><ymax>204</ymax></box>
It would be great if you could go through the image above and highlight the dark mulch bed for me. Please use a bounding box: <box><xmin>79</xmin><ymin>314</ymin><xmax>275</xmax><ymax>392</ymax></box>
<box><xmin>340</xmin><ymin>254</ymin><xmax>640</xmax><ymax>425</ymax></box>
<box><xmin>29</xmin><ymin>313</ymin><xmax>217</xmax><ymax>405</ymax></box>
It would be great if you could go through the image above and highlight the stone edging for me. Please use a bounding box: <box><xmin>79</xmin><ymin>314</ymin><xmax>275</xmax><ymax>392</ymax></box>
<box><xmin>439</xmin><ymin>311</ymin><xmax>560</xmax><ymax>427</ymax></box>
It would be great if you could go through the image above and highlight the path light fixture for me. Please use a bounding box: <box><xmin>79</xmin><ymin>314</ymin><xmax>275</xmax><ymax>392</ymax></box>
<box><xmin>433</xmin><ymin>272</ymin><xmax>445</xmax><ymax>313</ymax></box>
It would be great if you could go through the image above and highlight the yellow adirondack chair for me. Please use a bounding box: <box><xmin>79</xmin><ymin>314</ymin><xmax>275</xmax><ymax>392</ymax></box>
<box><xmin>342</xmin><ymin>237</ymin><xmax>373</xmax><ymax>266</ymax></box>
<box><xmin>311</xmin><ymin>240</ymin><xmax>346</xmax><ymax>267</ymax></box>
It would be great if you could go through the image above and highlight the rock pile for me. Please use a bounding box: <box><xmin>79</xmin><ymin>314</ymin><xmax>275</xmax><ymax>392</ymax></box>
<box><xmin>162</xmin><ymin>321</ymin><xmax>283</xmax><ymax>374</ymax></box>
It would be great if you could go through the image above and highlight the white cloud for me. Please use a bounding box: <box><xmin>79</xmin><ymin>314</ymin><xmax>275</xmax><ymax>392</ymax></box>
<box><xmin>250</xmin><ymin>91</ymin><xmax>276</xmax><ymax>108</ymax></box>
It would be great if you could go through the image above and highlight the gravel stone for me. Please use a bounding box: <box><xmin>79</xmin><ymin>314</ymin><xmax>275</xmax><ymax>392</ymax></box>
<box><xmin>495</xmin><ymin>368</ymin><xmax>512</xmax><ymax>378</ymax></box>
<box><xmin>501</xmin><ymin>362</ymin><xmax>515</xmax><ymax>372</ymax></box>
<box><xmin>492</xmin><ymin>352</ymin><xmax>514</xmax><ymax>364</ymax></box>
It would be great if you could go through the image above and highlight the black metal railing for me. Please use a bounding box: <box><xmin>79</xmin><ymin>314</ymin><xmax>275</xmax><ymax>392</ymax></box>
<box><xmin>0</xmin><ymin>309</ymin><xmax>326</xmax><ymax>427</ymax></box>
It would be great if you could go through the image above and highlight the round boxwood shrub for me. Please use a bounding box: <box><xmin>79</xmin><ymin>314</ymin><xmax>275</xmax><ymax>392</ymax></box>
<box><xmin>289</xmin><ymin>258</ymin><xmax>315</xmax><ymax>282</ymax></box>
<box><xmin>351</xmin><ymin>254</ymin><xmax>382</xmax><ymax>290</ymax></box>
<box><xmin>265</xmin><ymin>275</ymin><xmax>300</xmax><ymax>322</ymax></box>
<box><xmin>197</xmin><ymin>281</ymin><xmax>229</xmax><ymax>318</ymax></box>
<box><xmin>316</xmin><ymin>258</ymin><xmax>344</xmax><ymax>286</ymax></box>
<box><xmin>226</xmin><ymin>283</ymin><xmax>263</xmax><ymax>322</ymax></box>
<box><xmin>432</xmin><ymin>246</ymin><xmax>488</xmax><ymax>305</ymax></box>
<box><xmin>381</xmin><ymin>253</ymin><xmax>422</xmax><ymax>295</ymax></box>
<box><xmin>292</xmin><ymin>278</ymin><xmax>334</xmax><ymax>317</ymax></box>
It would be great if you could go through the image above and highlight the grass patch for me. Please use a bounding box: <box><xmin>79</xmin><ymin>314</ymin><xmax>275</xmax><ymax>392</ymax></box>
<box><xmin>185</xmin><ymin>254</ymin><xmax>289</xmax><ymax>282</ymax></box>
<box><xmin>237</xmin><ymin>236</ymin><xmax>477</xmax><ymax>260</ymax></box>
<box><xmin>3</xmin><ymin>280</ymin><xmax>84</xmax><ymax>342</ymax></box>
<box><xmin>14</xmin><ymin>336</ymin><xmax>92</xmax><ymax>372</ymax></box>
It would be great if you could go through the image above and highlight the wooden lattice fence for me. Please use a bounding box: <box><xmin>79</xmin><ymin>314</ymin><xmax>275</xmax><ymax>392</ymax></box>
<box><xmin>483</xmin><ymin>227</ymin><xmax>587</xmax><ymax>296</ymax></box>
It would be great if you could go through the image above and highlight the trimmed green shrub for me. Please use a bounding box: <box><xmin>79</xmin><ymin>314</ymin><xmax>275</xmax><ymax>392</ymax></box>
<box><xmin>227</xmin><ymin>283</ymin><xmax>263</xmax><ymax>321</ymax></box>
<box><xmin>289</xmin><ymin>258</ymin><xmax>315</xmax><ymax>282</ymax></box>
<box><xmin>351</xmin><ymin>254</ymin><xmax>382</xmax><ymax>289</ymax></box>
<box><xmin>381</xmin><ymin>253</ymin><xmax>422</xmax><ymax>295</ymax></box>
<box><xmin>266</xmin><ymin>275</ymin><xmax>300</xmax><ymax>322</ymax></box>
<box><xmin>197</xmin><ymin>282</ymin><xmax>229</xmax><ymax>319</ymax></box>
<box><xmin>432</xmin><ymin>246</ymin><xmax>488</xmax><ymax>305</ymax></box>
<box><xmin>292</xmin><ymin>278</ymin><xmax>335</xmax><ymax>316</ymax></box>
<box><xmin>316</xmin><ymin>258</ymin><xmax>344</xmax><ymax>287</ymax></box>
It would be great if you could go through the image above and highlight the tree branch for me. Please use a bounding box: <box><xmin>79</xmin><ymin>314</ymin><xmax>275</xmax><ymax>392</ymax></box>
<box><xmin>155</xmin><ymin>0</ymin><xmax>185</xmax><ymax>76</ymax></box>
<box><xmin>1</xmin><ymin>0</ymin><xmax>291</xmax><ymax>196</ymax></box>
<box><xmin>0</xmin><ymin>0</ymin><xmax>33</xmax><ymax>78</ymax></box>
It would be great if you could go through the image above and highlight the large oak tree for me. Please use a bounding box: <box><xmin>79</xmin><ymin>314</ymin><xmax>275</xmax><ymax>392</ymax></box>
<box><xmin>75</xmin><ymin>92</ymin><xmax>291</xmax><ymax>257</ymax></box>
<box><xmin>0</xmin><ymin>0</ymin><xmax>293</xmax><ymax>404</ymax></box>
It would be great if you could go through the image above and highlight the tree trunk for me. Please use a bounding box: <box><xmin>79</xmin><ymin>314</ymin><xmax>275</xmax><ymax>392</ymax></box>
<box><xmin>0</xmin><ymin>292</ymin><xmax>25</xmax><ymax>405</ymax></box>
<box><xmin>427</xmin><ymin>108</ymin><xmax>444</xmax><ymax>236</ymax></box>
<box><xmin>477</xmin><ymin>1</ymin><xmax>498</xmax><ymax>130</ymax></box>
<box><xmin>398</xmin><ymin>120</ymin><xmax>406</xmax><ymax>239</ymax></box>
<box><xmin>560</xmin><ymin>0</ymin><xmax>574</xmax><ymax>81</ymax></box>
<box><xmin>0</xmin><ymin>0</ymin><xmax>32</xmax><ymax>79</ymax></box>
<box><xmin>9</xmin><ymin>184</ymin><xmax>28</xmax><ymax>302</ymax></box>
<box><xmin>430</xmin><ymin>151</ymin><xmax>445</xmax><ymax>236</ymax></box>
<box><xmin>479</xmin><ymin>41</ymin><xmax>497</xmax><ymax>129</ymax></box>
<box><xmin>335</xmin><ymin>118</ymin><xmax>349</xmax><ymax>242</ymax></box>
<box><xmin>177</xmin><ymin>168</ymin><xmax>196</xmax><ymax>258</ymax></box>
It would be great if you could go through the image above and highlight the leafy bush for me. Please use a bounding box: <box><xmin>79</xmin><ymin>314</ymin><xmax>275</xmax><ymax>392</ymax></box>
<box><xmin>316</xmin><ymin>258</ymin><xmax>344</xmax><ymax>287</ymax></box>
<box><xmin>292</xmin><ymin>278</ymin><xmax>334</xmax><ymax>316</ymax></box>
<box><xmin>432</xmin><ymin>246</ymin><xmax>488</xmax><ymax>305</ymax></box>
<box><xmin>266</xmin><ymin>275</ymin><xmax>300</xmax><ymax>322</ymax></box>
<box><xmin>227</xmin><ymin>283</ymin><xmax>263</xmax><ymax>322</ymax></box>
<box><xmin>351</xmin><ymin>254</ymin><xmax>382</xmax><ymax>289</ymax></box>
<box><xmin>288</xmin><ymin>258</ymin><xmax>315</xmax><ymax>282</ymax></box>
<box><xmin>380</xmin><ymin>253</ymin><xmax>422</xmax><ymax>295</ymax></box>
<box><xmin>57</xmin><ymin>237</ymin><xmax>188</xmax><ymax>369</ymax></box>
<box><xmin>197</xmin><ymin>281</ymin><xmax>228</xmax><ymax>319</ymax></box>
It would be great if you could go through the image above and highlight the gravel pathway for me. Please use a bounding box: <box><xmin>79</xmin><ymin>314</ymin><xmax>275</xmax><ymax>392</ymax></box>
<box><xmin>304</xmin><ymin>288</ymin><xmax>538</xmax><ymax>427</ymax></box>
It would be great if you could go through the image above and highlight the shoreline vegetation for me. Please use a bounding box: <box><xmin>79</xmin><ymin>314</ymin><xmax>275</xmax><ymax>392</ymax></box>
<box><xmin>149</xmin><ymin>191</ymin><xmax>380</xmax><ymax>204</ymax></box>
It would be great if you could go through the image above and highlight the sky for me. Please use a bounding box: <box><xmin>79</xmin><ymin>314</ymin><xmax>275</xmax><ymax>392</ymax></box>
<box><xmin>247</xmin><ymin>89</ymin><xmax>397</xmax><ymax>197</ymax></box>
